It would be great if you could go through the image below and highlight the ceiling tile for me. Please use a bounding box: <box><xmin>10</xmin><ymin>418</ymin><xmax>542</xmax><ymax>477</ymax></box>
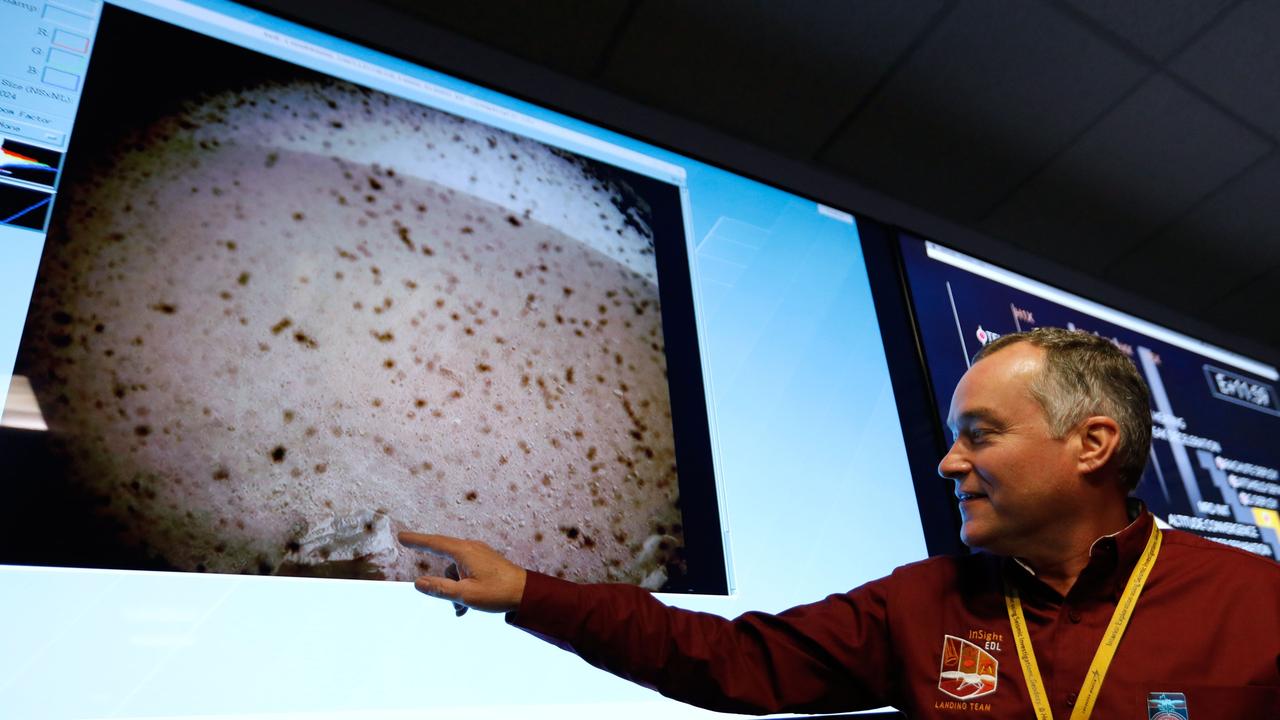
<box><xmin>1061</xmin><ymin>0</ymin><xmax>1233</xmax><ymax>61</ymax></box>
<box><xmin>1101</xmin><ymin>150</ymin><xmax>1280</xmax><ymax>310</ymax></box>
<box><xmin>978</xmin><ymin>73</ymin><xmax>1269</xmax><ymax>277</ymax></box>
<box><xmin>597</xmin><ymin>0</ymin><xmax>945</xmax><ymax>158</ymax></box>
<box><xmin>1171</xmin><ymin>0</ymin><xmax>1280</xmax><ymax>136</ymax></box>
<box><xmin>378</xmin><ymin>0</ymin><xmax>632</xmax><ymax>78</ymax></box>
<box><xmin>819</xmin><ymin>0</ymin><xmax>1146</xmax><ymax>222</ymax></box>
<box><xmin>1207</xmin><ymin>264</ymin><xmax>1280</xmax><ymax>349</ymax></box>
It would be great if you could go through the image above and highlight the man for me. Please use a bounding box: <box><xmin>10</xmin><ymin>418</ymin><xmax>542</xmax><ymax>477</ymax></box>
<box><xmin>399</xmin><ymin>328</ymin><xmax>1280</xmax><ymax>718</ymax></box>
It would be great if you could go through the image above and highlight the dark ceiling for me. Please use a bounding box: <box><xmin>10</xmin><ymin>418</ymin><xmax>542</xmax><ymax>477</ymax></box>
<box><xmin>249</xmin><ymin>0</ymin><xmax>1280</xmax><ymax>363</ymax></box>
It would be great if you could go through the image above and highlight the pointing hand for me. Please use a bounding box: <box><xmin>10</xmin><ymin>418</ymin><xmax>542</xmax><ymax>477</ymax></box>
<box><xmin>397</xmin><ymin>532</ymin><xmax>528</xmax><ymax>614</ymax></box>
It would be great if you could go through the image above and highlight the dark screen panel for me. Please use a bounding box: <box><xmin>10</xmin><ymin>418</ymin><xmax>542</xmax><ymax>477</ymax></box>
<box><xmin>899</xmin><ymin>233</ymin><xmax>1280</xmax><ymax>559</ymax></box>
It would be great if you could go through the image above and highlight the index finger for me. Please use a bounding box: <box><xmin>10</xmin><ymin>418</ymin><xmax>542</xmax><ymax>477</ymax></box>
<box><xmin>397</xmin><ymin>531</ymin><xmax>468</xmax><ymax>558</ymax></box>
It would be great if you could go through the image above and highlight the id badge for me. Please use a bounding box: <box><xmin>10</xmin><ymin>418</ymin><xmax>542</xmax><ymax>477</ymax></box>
<box><xmin>1148</xmin><ymin>692</ymin><xmax>1189</xmax><ymax>720</ymax></box>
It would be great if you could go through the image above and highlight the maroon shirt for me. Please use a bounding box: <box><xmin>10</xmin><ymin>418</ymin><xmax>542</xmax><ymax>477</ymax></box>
<box><xmin>509</xmin><ymin>511</ymin><xmax>1280</xmax><ymax>718</ymax></box>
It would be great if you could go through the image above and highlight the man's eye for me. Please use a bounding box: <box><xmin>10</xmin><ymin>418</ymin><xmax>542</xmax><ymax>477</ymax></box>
<box><xmin>968</xmin><ymin>428</ymin><xmax>989</xmax><ymax>443</ymax></box>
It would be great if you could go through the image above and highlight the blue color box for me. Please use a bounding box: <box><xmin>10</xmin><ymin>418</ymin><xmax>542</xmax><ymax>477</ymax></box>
<box><xmin>46</xmin><ymin>48</ymin><xmax>88</xmax><ymax>74</ymax></box>
<box><xmin>41</xmin><ymin>66</ymin><xmax>80</xmax><ymax>91</ymax></box>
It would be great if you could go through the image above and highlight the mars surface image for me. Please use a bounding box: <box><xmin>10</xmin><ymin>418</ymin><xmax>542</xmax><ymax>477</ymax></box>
<box><xmin>14</xmin><ymin>77</ymin><xmax>697</xmax><ymax>588</ymax></box>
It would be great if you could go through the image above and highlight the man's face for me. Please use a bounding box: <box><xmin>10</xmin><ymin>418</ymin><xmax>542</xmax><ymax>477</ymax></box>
<box><xmin>938</xmin><ymin>342</ymin><xmax>1082</xmax><ymax>556</ymax></box>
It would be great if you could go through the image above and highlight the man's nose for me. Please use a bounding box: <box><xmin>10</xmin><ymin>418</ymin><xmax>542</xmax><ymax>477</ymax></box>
<box><xmin>937</xmin><ymin>444</ymin><xmax>968</xmax><ymax>480</ymax></box>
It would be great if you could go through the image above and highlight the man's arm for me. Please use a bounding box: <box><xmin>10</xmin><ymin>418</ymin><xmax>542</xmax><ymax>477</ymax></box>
<box><xmin>398</xmin><ymin>532</ymin><xmax>895</xmax><ymax>715</ymax></box>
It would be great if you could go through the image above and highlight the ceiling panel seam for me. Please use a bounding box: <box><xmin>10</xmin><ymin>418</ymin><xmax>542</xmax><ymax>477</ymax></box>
<box><xmin>976</xmin><ymin>0</ymin><xmax>1269</xmax><ymax>223</ymax></box>
<box><xmin>1155</xmin><ymin>0</ymin><xmax>1247</xmax><ymax>61</ymax></box>
<box><xmin>1158</xmin><ymin>0</ymin><xmax>1275</xmax><ymax>145</ymax></box>
<box><xmin>1051</xmin><ymin>0</ymin><xmax>1271</xmax><ymax>142</ymax></box>
<box><xmin>590</xmin><ymin>0</ymin><xmax>644</xmax><ymax>81</ymax></box>
<box><xmin>1046</xmin><ymin>0</ymin><xmax>1164</xmax><ymax>66</ymax></box>
<box><xmin>1207</xmin><ymin>260</ymin><xmax>1280</xmax><ymax>313</ymax></box>
<box><xmin>1161</xmin><ymin>70</ymin><xmax>1277</xmax><ymax>147</ymax></box>
<box><xmin>811</xmin><ymin>0</ymin><xmax>958</xmax><ymax>162</ymax></box>
<box><xmin>1099</xmin><ymin>146</ymin><xmax>1279</xmax><ymax>278</ymax></box>
<box><xmin>970</xmin><ymin>70</ymin><xmax>1153</xmax><ymax>224</ymax></box>
<box><xmin>1047</xmin><ymin>0</ymin><xmax>1248</xmax><ymax>69</ymax></box>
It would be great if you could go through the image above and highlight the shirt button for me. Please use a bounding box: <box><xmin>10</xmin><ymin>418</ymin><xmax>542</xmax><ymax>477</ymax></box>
<box><xmin>1066</xmin><ymin>692</ymin><xmax>1077</xmax><ymax>707</ymax></box>
<box><xmin>1068</xmin><ymin>610</ymin><xmax>1082</xmax><ymax>623</ymax></box>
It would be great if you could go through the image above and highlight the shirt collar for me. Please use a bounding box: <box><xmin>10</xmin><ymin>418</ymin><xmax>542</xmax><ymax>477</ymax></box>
<box><xmin>1088</xmin><ymin>498</ymin><xmax>1149</xmax><ymax>563</ymax></box>
<box><xmin>1008</xmin><ymin>499</ymin><xmax>1154</xmax><ymax>599</ymax></box>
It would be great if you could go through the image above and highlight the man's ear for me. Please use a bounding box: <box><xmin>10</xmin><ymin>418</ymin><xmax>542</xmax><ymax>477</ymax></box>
<box><xmin>1076</xmin><ymin>415</ymin><xmax>1120</xmax><ymax>475</ymax></box>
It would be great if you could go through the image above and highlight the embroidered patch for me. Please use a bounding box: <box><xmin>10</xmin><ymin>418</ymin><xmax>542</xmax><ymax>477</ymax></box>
<box><xmin>1148</xmin><ymin>692</ymin><xmax>1188</xmax><ymax>719</ymax></box>
<box><xmin>938</xmin><ymin>634</ymin><xmax>998</xmax><ymax>700</ymax></box>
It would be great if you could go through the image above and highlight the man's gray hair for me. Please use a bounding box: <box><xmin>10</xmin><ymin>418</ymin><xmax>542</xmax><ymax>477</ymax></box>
<box><xmin>974</xmin><ymin>327</ymin><xmax>1151</xmax><ymax>492</ymax></box>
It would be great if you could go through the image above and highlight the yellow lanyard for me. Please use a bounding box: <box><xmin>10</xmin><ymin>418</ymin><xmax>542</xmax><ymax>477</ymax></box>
<box><xmin>1004</xmin><ymin>523</ymin><xmax>1162</xmax><ymax>720</ymax></box>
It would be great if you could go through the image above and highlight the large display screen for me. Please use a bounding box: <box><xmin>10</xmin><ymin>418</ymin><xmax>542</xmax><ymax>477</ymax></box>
<box><xmin>4</xmin><ymin>0</ymin><xmax>727</xmax><ymax>596</ymax></box>
<box><xmin>900</xmin><ymin>235</ymin><xmax>1280</xmax><ymax>560</ymax></box>
<box><xmin>0</xmin><ymin>2</ymin><xmax>927</xmax><ymax>717</ymax></box>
